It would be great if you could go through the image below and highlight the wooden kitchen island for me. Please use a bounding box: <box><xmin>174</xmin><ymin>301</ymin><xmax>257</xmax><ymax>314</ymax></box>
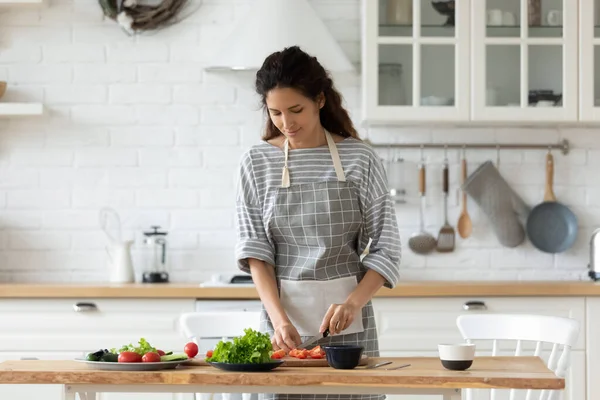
<box><xmin>0</xmin><ymin>356</ymin><xmax>564</xmax><ymax>400</ymax></box>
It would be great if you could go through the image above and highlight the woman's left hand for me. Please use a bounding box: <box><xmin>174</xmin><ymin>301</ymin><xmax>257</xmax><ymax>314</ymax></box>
<box><xmin>319</xmin><ymin>302</ymin><xmax>359</xmax><ymax>335</ymax></box>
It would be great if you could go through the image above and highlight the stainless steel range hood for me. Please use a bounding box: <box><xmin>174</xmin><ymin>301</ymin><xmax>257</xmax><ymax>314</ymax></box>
<box><xmin>204</xmin><ymin>0</ymin><xmax>355</xmax><ymax>73</ymax></box>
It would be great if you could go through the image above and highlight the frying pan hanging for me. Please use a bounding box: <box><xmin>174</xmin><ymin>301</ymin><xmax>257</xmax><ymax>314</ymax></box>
<box><xmin>525</xmin><ymin>152</ymin><xmax>578</xmax><ymax>253</ymax></box>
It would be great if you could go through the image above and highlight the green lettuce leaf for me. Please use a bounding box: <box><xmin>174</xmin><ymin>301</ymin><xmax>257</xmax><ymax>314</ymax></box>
<box><xmin>206</xmin><ymin>328</ymin><xmax>272</xmax><ymax>364</ymax></box>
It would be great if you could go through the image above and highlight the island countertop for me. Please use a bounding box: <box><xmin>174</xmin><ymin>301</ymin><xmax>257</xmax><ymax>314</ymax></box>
<box><xmin>0</xmin><ymin>357</ymin><xmax>563</xmax><ymax>391</ymax></box>
<box><xmin>0</xmin><ymin>281</ymin><xmax>598</xmax><ymax>298</ymax></box>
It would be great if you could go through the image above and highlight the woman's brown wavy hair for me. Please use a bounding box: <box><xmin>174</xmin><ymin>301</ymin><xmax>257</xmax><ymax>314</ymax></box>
<box><xmin>254</xmin><ymin>46</ymin><xmax>360</xmax><ymax>141</ymax></box>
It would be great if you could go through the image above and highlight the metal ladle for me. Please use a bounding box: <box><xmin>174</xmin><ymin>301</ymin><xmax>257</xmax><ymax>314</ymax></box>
<box><xmin>408</xmin><ymin>148</ymin><xmax>437</xmax><ymax>254</ymax></box>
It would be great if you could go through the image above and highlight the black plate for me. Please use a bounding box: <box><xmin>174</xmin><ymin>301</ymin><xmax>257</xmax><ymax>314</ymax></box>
<box><xmin>207</xmin><ymin>360</ymin><xmax>284</xmax><ymax>372</ymax></box>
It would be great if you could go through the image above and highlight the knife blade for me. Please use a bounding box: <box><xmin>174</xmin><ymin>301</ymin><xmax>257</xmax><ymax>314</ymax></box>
<box><xmin>297</xmin><ymin>328</ymin><xmax>330</xmax><ymax>349</ymax></box>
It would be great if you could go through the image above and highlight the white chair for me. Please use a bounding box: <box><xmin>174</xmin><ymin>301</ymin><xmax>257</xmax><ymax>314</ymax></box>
<box><xmin>456</xmin><ymin>314</ymin><xmax>579</xmax><ymax>400</ymax></box>
<box><xmin>180</xmin><ymin>311</ymin><xmax>261</xmax><ymax>400</ymax></box>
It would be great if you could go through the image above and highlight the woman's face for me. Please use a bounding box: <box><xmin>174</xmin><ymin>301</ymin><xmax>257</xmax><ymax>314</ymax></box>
<box><xmin>265</xmin><ymin>87</ymin><xmax>323</xmax><ymax>142</ymax></box>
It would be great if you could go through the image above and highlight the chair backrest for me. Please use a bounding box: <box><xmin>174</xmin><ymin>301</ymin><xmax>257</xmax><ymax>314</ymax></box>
<box><xmin>456</xmin><ymin>314</ymin><xmax>579</xmax><ymax>400</ymax></box>
<box><xmin>179</xmin><ymin>311</ymin><xmax>261</xmax><ymax>341</ymax></box>
<box><xmin>179</xmin><ymin>312</ymin><xmax>260</xmax><ymax>400</ymax></box>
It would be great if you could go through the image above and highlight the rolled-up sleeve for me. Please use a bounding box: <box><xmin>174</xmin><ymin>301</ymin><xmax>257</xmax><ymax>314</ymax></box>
<box><xmin>358</xmin><ymin>153</ymin><xmax>401</xmax><ymax>288</ymax></box>
<box><xmin>235</xmin><ymin>151</ymin><xmax>275</xmax><ymax>273</ymax></box>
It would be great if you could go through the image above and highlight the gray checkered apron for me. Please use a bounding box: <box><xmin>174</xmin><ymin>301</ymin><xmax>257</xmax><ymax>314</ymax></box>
<box><xmin>259</xmin><ymin>131</ymin><xmax>384</xmax><ymax>400</ymax></box>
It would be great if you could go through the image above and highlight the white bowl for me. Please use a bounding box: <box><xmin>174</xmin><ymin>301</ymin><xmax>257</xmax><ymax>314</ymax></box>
<box><xmin>438</xmin><ymin>343</ymin><xmax>475</xmax><ymax>371</ymax></box>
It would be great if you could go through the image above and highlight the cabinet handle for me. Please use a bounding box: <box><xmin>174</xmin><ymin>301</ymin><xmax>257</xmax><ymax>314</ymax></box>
<box><xmin>73</xmin><ymin>302</ymin><xmax>98</xmax><ymax>312</ymax></box>
<box><xmin>20</xmin><ymin>357</ymin><xmax>38</xmax><ymax>360</ymax></box>
<box><xmin>463</xmin><ymin>301</ymin><xmax>487</xmax><ymax>311</ymax></box>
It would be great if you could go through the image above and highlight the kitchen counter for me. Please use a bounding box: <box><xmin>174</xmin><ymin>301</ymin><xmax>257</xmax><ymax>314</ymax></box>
<box><xmin>0</xmin><ymin>357</ymin><xmax>563</xmax><ymax>391</ymax></box>
<box><xmin>0</xmin><ymin>281</ymin><xmax>599</xmax><ymax>298</ymax></box>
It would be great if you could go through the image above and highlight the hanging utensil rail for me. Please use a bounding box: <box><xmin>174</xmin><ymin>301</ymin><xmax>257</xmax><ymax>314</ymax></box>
<box><xmin>364</xmin><ymin>139</ymin><xmax>570</xmax><ymax>155</ymax></box>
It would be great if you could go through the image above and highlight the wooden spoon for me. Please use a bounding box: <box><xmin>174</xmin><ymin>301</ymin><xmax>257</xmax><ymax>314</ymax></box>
<box><xmin>457</xmin><ymin>155</ymin><xmax>472</xmax><ymax>239</ymax></box>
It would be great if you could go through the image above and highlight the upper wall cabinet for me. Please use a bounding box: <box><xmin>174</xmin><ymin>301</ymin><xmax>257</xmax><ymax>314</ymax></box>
<box><xmin>579</xmin><ymin>0</ymin><xmax>600</xmax><ymax>121</ymax></box>
<box><xmin>362</xmin><ymin>0</ymin><xmax>471</xmax><ymax>123</ymax></box>
<box><xmin>361</xmin><ymin>0</ymin><xmax>584</xmax><ymax>124</ymax></box>
<box><xmin>472</xmin><ymin>0</ymin><xmax>577</xmax><ymax>122</ymax></box>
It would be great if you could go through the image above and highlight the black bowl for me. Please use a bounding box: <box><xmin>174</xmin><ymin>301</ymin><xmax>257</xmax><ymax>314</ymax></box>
<box><xmin>431</xmin><ymin>1</ymin><xmax>456</xmax><ymax>26</ymax></box>
<box><xmin>440</xmin><ymin>359</ymin><xmax>473</xmax><ymax>371</ymax></box>
<box><xmin>322</xmin><ymin>345</ymin><xmax>364</xmax><ymax>369</ymax></box>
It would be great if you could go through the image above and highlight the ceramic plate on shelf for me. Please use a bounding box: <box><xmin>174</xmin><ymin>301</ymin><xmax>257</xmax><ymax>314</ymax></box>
<box><xmin>206</xmin><ymin>360</ymin><xmax>284</xmax><ymax>372</ymax></box>
<box><xmin>74</xmin><ymin>358</ymin><xmax>192</xmax><ymax>371</ymax></box>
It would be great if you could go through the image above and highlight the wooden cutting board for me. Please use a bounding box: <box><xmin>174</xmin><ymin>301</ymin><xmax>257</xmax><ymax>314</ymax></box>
<box><xmin>187</xmin><ymin>355</ymin><xmax>368</xmax><ymax>368</ymax></box>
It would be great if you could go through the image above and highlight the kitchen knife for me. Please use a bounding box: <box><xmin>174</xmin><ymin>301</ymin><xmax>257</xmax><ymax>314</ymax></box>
<box><xmin>297</xmin><ymin>328</ymin><xmax>330</xmax><ymax>349</ymax></box>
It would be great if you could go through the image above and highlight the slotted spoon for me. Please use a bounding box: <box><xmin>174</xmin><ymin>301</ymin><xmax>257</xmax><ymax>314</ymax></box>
<box><xmin>437</xmin><ymin>155</ymin><xmax>456</xmax><ymax>252</ymax></box>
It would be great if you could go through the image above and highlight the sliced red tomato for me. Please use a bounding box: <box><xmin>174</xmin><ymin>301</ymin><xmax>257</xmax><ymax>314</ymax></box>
<box><xmin>296</xmin><ymin>349</ymin><xmax>309</xmax><ymax>359</ymax></box>
<box><xmin>206</xmin><ymin>350</ymin><xmax>213</xmax><ymax>358</ymax></box>
<box><xmin>270</xmin><ymin>349</ymin><xmax>286</xmax><ymax>359</ymax></box>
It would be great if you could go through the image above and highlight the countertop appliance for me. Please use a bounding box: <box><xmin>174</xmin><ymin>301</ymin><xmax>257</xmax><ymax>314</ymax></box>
<box><xmin>199</xmin><ymin>274</ymin><xmax>254</xmax><ymax>287</ymax></box>
<box><xmin>142</xmin><ymin>226</ymin><xmax>169</xmax><ymax>283</ymax></box>
<box><xmin>589</xmin><ymin>228</ymin><xmax>600</xmax><ymax>281</ymax></box>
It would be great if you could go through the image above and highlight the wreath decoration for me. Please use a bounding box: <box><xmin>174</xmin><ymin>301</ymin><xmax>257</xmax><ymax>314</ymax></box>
<box><xmin>99</xmin><ymin>0</ymin><xmax>191</xmax><ymax>35</ymax></box>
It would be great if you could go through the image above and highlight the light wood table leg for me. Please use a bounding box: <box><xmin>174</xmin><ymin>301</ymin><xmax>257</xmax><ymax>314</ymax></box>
<box><xmin>443</xmin><ymin>389</ymin><xmax>462</xmax><ymax>400</ymax></box>
<box><xmin>62</xmin><ymin>385</ymin><xmax>76</xmax><ymax>400</ymax></box>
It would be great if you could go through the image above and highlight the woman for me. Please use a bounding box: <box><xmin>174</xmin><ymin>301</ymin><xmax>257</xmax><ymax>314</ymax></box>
<box><xmin>235</xmin><ymin>46</ymin><xmax>401</xmax><ymax>400</ymax></box>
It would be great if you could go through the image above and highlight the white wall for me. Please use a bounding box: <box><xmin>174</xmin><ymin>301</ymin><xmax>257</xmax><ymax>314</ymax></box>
<box><xmin>0</xmin><ymin>0</ymin><xmax>594</xmax><ymax>283</ymax></box>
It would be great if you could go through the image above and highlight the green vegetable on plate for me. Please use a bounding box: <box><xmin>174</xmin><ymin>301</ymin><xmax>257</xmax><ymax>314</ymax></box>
<box><xmin>85</xmin><ymin>338</ymin><xmax>187</xmax><ymax>363</ymax></box>
<box><xmin>161</xmin><ymin>354</ymin><xmax>188</xmax><ymax>362</ymax></box>
<box><xmin>206</xmin><ymin>328</ymin><xmax>272</xmax><ymax>364</ymax></box>
<box><xmin>111</xmin><ymin>337</ymin><xmax>157</xmax><ymax>356</ymax></box>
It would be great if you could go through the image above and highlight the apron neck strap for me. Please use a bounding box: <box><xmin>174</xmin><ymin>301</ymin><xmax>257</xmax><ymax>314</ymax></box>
<box><xmin>324</xmin><ymin>130</ymin><xmax>346</xmax><ymax>183</ymax></box>
<box><xmin>281</xmin><ymin>130</ymin><xmax>346</xmax><ymax>188</ymax></box>
<box><xmin>281</xmin><ymin>138</ymin><xmax>290</xmax><ymax>188</ymax></box>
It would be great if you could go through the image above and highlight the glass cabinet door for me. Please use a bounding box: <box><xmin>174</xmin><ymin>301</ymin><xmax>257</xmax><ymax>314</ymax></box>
<box><xmin>579</xmin><ymin>0</ymin><xmax>600</xmax><ymax>121</ymax></box>
<box><xmin>471</xmin><ymin>0</ymin><xmax>577</xmax><ymax>122</ymax></box>
<box><xmin>362</xmin><ymin>0</ymin><xmax>470</xmax><ymax>123</ymax></box>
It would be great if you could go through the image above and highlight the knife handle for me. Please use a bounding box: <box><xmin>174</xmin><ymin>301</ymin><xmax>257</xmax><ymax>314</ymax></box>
<box><xmin>323</xmin><ymin>328</ymin><xmax>330</xmax><ymax>338</ymax></box>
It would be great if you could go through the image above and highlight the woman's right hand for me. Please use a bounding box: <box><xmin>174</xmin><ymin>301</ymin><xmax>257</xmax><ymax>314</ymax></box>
<box><xmin>272</xmin><ymin>322</ymin><xmax>302</xmax><ymax>352</ymax></box>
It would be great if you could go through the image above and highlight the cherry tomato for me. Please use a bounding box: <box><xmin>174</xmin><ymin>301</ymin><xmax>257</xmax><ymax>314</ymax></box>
<box><xmin>184</xmin><ymin>342</ymin><xmax>198</xmax><ymax>358</ymax></box>
<box><xmin>156</xmin><ymin>349</ymin><xmax>165</xmax><ymax>356</ymax></box>
<box><xmin>205</xmin><ymin>350</ymin><xmax>213</xmax><ymax>358</ymax></box>
<box><xmin>118</xmin><ymin>351</ymin><xmax>142</xmax><ymax>363</ymax></box>
<box><xmin>142</xmin><ymin>352</ymin><xmax>161</xmax><ymax>363</ymax></box>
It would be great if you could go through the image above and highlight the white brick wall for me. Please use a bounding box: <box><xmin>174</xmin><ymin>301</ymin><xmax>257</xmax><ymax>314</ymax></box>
<box><xmin>0</xmin><ymin>0</ymin><xmax>594</xmax><ymax>283</ymax></box>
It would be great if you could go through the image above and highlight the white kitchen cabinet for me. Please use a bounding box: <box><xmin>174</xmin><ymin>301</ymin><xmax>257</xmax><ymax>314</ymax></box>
<box><xmin>362</xmin><ymin>0</ymin><xmax>585</xmax><ymax>123</ymax></box>
<box><xmin>579</xmin><ymin>0</ymin><xmax>600</xmax><ymax>121</ymax></box>
<box><xmin>362</xmin><ymin>0</ymin><xmax>471</xmax><ymax>123</ymax></box>
<box><xmin>0</xmin><ymin>298</ymin><xmax>195</xmax><ymax>400</ymax></box>
<box><xmin>0</xmin><ymin>298</ymin><xmax>195</xmax><ymax>351</ymax></box>
<box><xmin>586</xmin><ymin>298</ymin><xmax>600</xmax><ymax>400</ymax></box>
<box><xmin>372</xmin><ymin>297</ymin><xmax>585</xmax><ymax>351</ymax></box>
<box><xmin>100</xmin><ymin>392</ymin><xmax>194</xmax><ymax>400</ymax></box>
<box><xmin>471</xmin><ymin>0</ymin><xmax>578</xmax><ymax>122</ymax></box>
<box><xmin>372</xmin><ymin>297</ymin><xmax>586</xmax><ymax>400</ymax></box>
